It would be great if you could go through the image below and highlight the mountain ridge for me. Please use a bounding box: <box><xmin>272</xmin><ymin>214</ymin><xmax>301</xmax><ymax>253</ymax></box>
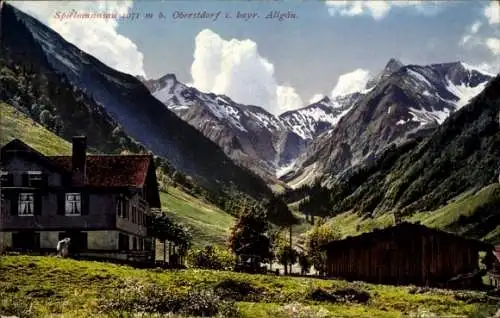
<box><xmin>144</xmin><ymin>59</ymin><xmax>493</xmax><ymax>189</ymax></box>
<box><xmin>285</xmin><ymin>61</ymin><xmax>495</xmax><ymax>187</ymax></box>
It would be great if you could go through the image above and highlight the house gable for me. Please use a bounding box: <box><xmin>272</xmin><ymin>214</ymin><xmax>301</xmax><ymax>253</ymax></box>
<box><xmin>1</xmin><ymin>139</ymin><xmax>69</xmax><ymax>186</ymax></box>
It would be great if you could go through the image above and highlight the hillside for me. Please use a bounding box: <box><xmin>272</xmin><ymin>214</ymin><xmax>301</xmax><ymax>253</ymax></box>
<box><xmin>300</xmin><ymin>75</ymin><xmax>500</xmax><ymax>243</ymax></box>
<box><xmin>160</xmin><ymin>187</ymin><xmax>235</xmax><ymax>247</ymax></box>
<box><xmin>1</xmin><ymin>256</ymin><xmax>497</xmax><ymax>318</ymax></box>
<box><xmin>0</xmin><ymin>101</ymin><xmax>71</xmax><ymax>155</ymax></box>
<box><xmin>328</xmin><ymin>183</ymin><xmax>500</xmax><ymax>244</ymax></box>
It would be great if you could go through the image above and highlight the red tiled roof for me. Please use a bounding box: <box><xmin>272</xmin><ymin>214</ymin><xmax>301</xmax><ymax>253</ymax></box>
<box><xmin>494</xmin><ymin>245</ymin><xmax>500</xmax><ymax>262</ymax></box>
<box><xmin>49</xmin><ymin>155</ymin><xmax>152</xmax><ymax>187</ymax></box>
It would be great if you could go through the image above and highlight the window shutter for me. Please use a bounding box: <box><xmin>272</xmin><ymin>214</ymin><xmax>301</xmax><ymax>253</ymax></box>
<box><xmin>34</xmin><ymin>192</ymin><xmax>42</xmax><ymax>215</ymax></box>
<box><xmin>22</xmin><ymin>173</ymin><xmax>29</xmax><ymax>187</ymax></box>
<box><xmin>10</xmin><ymin>192</ymin><xmax>18</xmax><ymax>216</ymax></box>
<box><xmin>81</xmin><ymin>192</ymin><xmax>89</xmax><ymax>215</ymax></box>
<box><xmin>57</xmin><ymin>193</ymin><xmax>65</xmax><ymax>215</ymax></box>
<box><xmin>42</xmin><ymin>174</ymin><xmax>48</xmax><ymax>187</ymax></box>
<box><xmin>1</xmin><ymin>173</ymin><xmax>14</xmax><ymax>187</ymax></box>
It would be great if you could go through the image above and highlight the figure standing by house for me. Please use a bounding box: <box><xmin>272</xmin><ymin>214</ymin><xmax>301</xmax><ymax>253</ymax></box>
<box><xmin>57</xmin><ymin>238</ymin><xmax>71</xmax><ymax>258</ymax></box>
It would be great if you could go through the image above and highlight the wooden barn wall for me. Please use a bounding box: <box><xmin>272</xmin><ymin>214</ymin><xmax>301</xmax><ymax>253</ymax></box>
<box><xmin>325</xmin><ymin>227</ymin><xmax>480</xmax><ymax>286</ymax></box>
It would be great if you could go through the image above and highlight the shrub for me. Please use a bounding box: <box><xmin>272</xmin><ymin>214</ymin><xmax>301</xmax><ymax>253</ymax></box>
<box><xmin>217</xmin><ymin>300</ymin><xmax>242</xmax><ymax>318</ymax></box>
<box><xmin>0</xmin><ymin>292</ymin><xmax>37</xmax><ymax>318</ymax></box>
<box><xmin>271</xmin><ymin>302</ymin><xmax>330</xmax><ymax>318</ymax></box>
<box><xmin>307</xmin><ymin>286</ymin><xmax>371</xmax><ymax>304</ymax></box>
<box><xmin>180</xmin><ymin>289</ymin><xmax>219</xmax><ymax>317</ymax></box>
<box><xmin>332</xmin><ymin>287</ymin><xmax>371</xmax><ymax>304</ymax></box>
<box><xmin>453</xmin><ymin>291</ymin><xmax>488</xmax><ymax>304</ymax></box>
<box><xmin>186</xmin><ymin>245</ymin><xmax>236</xmax><ymax>270</ymax></box>
<box><xmin>214</xmin><ymin>278</ymin><xmax>263</xmax><ymax>301</ymax></box>
<box><xmin>308</xmin><ymin>288</ymin><xmax>338</xmax><ymax>302</ymax></box>
<box><xmin>98</xmin><ymin>280</ymin><xmax>240</xmax><ymax>317</ymax></box>
<box><xmin>98</xmin><ymin>280</ymin><xmax>183</xmax><ymax>314</ymax></box>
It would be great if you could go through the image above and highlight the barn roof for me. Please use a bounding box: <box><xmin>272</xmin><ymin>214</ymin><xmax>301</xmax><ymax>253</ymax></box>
<box><xmin>321</xmin><ymin>222</ymin><xmax>492</xmax><ymax>251</ymax></box>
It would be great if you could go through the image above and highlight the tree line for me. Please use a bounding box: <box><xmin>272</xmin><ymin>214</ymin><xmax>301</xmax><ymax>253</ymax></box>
<box><xmin>149</xmin><ymin>203</ymin><xmax>339</xmax><ymax>276</ymax></box>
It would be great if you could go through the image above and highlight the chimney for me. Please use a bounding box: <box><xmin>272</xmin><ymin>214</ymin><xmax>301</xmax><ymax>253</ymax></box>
<box><xmin>72</xmin><ymin>136</ymin><xmax>87</xmax><ymax>184</ymax></box>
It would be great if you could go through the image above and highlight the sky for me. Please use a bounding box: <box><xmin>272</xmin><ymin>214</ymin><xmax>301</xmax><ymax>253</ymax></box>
<box><xmin>9</xmin><ymin>0</ymin><xmax>500</xmax><ymax>116</ymax></box>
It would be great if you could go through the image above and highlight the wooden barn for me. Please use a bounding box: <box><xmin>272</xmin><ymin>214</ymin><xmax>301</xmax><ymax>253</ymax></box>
<box><xmin>322</xmin><ymin>222</ymin><xmax>492</xmax><ymax>289</ymax></box>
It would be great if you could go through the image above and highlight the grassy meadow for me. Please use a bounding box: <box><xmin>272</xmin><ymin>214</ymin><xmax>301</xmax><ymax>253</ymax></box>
<box><xmin>1</xmin><ymin>256</ymin><xmax>498</xmax><ymax>317</ymax></box>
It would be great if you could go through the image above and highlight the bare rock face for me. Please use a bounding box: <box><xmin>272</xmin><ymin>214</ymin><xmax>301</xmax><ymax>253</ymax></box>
<box><xmin>285</xmin><ymin>61</ymin><xmax>494</xmax><ymax>186</ymax></box>
<box><xmin>144</xmin><ymin>74</ymin><xmax>366</xmax><ymax>184</ymax></box>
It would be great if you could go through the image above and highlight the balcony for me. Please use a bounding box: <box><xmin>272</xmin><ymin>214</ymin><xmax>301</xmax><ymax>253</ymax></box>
<box><xmin>138</xmin><ymin>198</ymin><xmax>149</xmax><ymax>214</ymax></box>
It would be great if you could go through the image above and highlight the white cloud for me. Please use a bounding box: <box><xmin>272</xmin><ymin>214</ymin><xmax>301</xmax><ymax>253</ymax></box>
<box><xmin>309</xmin><ymin>94</ymin><xmax>325</xmax><ymax>104</ymax></box>
<box><xmin>486</xmin><ymin>37</ymin><xmax>500</xmax><ymax>55</ymax></box>
<box><xmin>470</xmin><ymin>21</ymin><xmax>482</xmax><ymax>34</ymax></box>
<box><xmin>12</xmin><ymin>1</ymin><xmax>146</xmax><ymax>77</ymax></box>
<box><xmin>325</xmin><ymin>1</ymin><xmax>444</xmax><ymax>20</ymax></box>
<box><xmin>459</xmin><ymin>13</ymin><xmax>499</xmax><ymax>75</ymax></box>
<box><xmin>460</xmin><ymin>21</ymin><xmax>482</xmax><ymax>46</ymax></box>
<box><xmin>331</xmin><ymin>69</ymin><xmax>371</xmax><ymax>98</ymax></box>
<box><xmin>276</xmin><ymin>86</ymin><xmax>304</xmax><ymax>113</ymax></box>
<box><xmin>460</xmin><ymin>35</ymin><xmax>472</xmax><ymax>46</ymax></box>
<box><xmin>190</xmin><ymin>29</ymin><xmax>303</xmax><ymax>115</ymax></box>
<box><xmin>484</xmin><ymin>1</ymin><xmax>500</xmax><ymax>25</ymax></box>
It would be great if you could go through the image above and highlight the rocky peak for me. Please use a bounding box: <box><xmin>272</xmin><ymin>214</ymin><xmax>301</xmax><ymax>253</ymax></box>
<box><xmin>366</xmin><ymin>58</ymin><xmax>405</xmax><ymax>89</ymax></box>
<box><xmin>385</xmin><ymin>58</ymin><xmax>404</xmax><ymax>73</ymax></box>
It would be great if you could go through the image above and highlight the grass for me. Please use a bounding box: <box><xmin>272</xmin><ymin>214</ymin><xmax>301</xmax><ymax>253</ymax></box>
<box><xmin>160</xmin><ymin>187</ymin><xmax>235</xmax><ymax>247</ymax></box>
<box><xmin>410</xmin><ymin>183</ymin><xmax>500</xmax><ymax>243</ymax></box>
<box><xmin>1</xmin><ymin>256</ymin><xmax>497</xmax><ymax>317</ymax></box>
<box><xmin>0</xmin><ymin>102</ymin><xmax>72</xmax><ymax>154</ymax></box>
<box><xmin>328</xmin><ymin>183</ymin><xmax>500</xmax><ymax>244</ymax></box>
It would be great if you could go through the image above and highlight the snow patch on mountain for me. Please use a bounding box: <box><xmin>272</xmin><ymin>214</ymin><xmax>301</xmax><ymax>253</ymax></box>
<box><xmin>276</xmin><ymin>160</ymin><xmax>297</xmax><ymax>179</ymax></box>
<box><xmin>407</xmin><ymin>69</ymin><xmax>433</xmax><ymax>87</ymax></box>
<box><xmin>460</xmin><ymin>62</ymin><xmax>496</xmax><ymax>77</ymax></box>
<box><xmin>279</xmin><ymin>98</ymin><xmax>351</xmax><ymax>140</ymax></box>
<box><xmin>409</xmin><ymin>107</ymin><xmax>451</xmax><ymax>125</ymax></box>
<box><xmin>445</xmin><ymin>78</ymin><xmax>488</xmax><ymax>109</ymax></box>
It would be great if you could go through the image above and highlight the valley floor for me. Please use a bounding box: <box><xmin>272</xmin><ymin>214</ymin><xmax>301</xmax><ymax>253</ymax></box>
<box><xmin>1</xmin><ymin>256</ymin><xmax>498</xmax><ymax>318</ymax></box>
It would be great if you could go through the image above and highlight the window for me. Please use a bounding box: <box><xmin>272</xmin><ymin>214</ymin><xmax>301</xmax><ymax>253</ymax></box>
<box><xmin>21</xmin><ymin>171</ymin><xmax>46</xmax><ymax>187</ymax></box>
<box><xmin>132</xmin><ymin>204</ymin><xmax>137</xmax><ymax>223</ymax></box>
<box><xmin>65</xmin><ymin>193</ymin><xmax>81</xmax><ymax>216</ymax></box>
<box><xmin>116</xmin><ymin>197</ymin><xmax>123</xmax><ymax>218</ymax></box>
<box><xmin>124</xmin><ymin>199</ymin><xmax>129</xmax><ymax>219</ymax></box>
<box><xmin>132</xmin><ymin>237</ymin><xmax>137</xmax><ymax>250</ymax></box>
<box><xmin>18</xmin><ymin>193</ymin><xmax>34</xmax><ymax>216</ymax></box>
<box><xmin>138</xmin><ymin>238</ymin><xmax>144</xmax><ymax>251</ymax></box>
<box><xmin>0</xmin><ymin>171</ymin><xmax>13</xmax><ymax>187</ymax></box>
<box><xmin>0</xmin><ymin>193</ymin><xmax>5</xmax><ymax>214</ymax></box>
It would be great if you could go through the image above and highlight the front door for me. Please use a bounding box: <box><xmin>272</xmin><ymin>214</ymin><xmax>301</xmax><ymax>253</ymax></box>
<box><xmin>59</xmin><ymin>231</ymin><xmax>87</xmax><ymax>254</ymax></box>
<box><xmin>12</xmin><ymin>231</ymin><xmax>40</xmax><ymax>251</ymax></box>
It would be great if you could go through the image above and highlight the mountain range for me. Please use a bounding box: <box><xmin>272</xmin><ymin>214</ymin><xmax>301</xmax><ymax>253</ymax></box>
<box><xmin>299</xmin><ymin>74</ymin><xmax>500</xmax><ymax>242</ymax></box>
<box><xmin>143</xmin><ymin>58</ymin><xmax>494</xmax><ymax>188</ymax></box>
